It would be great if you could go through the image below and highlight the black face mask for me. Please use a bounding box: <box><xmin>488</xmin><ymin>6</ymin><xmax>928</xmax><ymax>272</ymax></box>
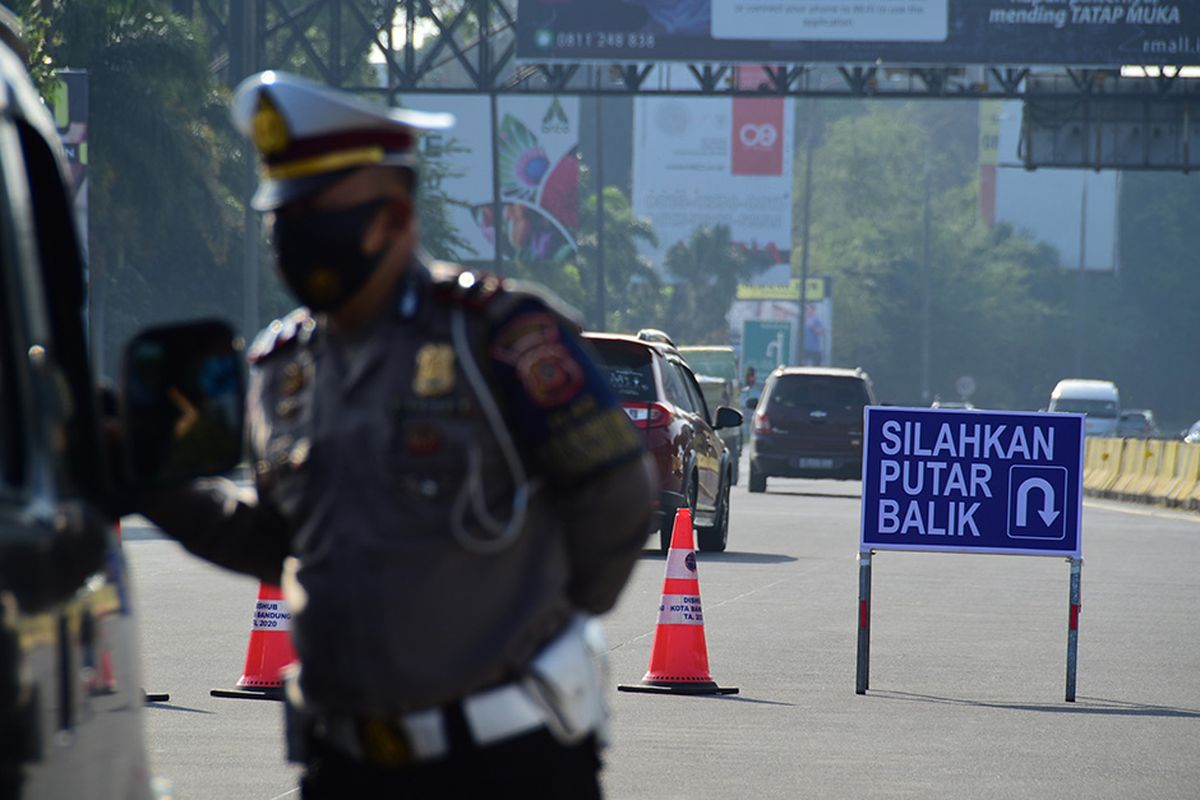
<box><xmin>271</xmin><ymin>197</ymin><xmax>391</xmax><ymax>311</ymax></box>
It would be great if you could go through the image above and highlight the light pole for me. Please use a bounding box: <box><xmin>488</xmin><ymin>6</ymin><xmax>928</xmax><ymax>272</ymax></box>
<box><xmin>796</xmin><ymin>97</ymin><xmax>817</xmax><ymax>365</ymax></box>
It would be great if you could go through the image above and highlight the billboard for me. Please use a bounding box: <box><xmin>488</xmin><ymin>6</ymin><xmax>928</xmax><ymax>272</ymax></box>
<box><xmin>732</xmin><ymin>275</ymin><xmax>832</xmax><ymax>367</ymax></box>
<box><xmin>405</xmin><ymin>94</ymin><xmax>581</xmax><ymax>264</ymax></box>
<box><xmin>632</xmin><ymin>95</ymin><xmax>794</xmax><ymax>272</ymax></box>
<box><xmin>517</xmin><ymin>1</ymin><xmax>1200</xmax><ymax>67</ymax></box>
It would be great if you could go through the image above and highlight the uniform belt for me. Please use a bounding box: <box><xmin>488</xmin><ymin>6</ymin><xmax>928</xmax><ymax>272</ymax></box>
<box><xmin>315</xmin><ymin>682</ymin><xmax>546</xmax><ymax>767</ymax></box>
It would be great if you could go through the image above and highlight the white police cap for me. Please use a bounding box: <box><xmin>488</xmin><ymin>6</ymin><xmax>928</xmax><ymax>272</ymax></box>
<box><xmin>230</xmin><ymin>70</ymin><xmax>453</xmax><ymax>210</ymax></box>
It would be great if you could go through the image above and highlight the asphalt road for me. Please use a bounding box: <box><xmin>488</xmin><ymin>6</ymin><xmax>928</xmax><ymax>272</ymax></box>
<box><xmin>124</xmin><ymin>476</ymin><xmax>1200</xmax><ymax>799</ymax></box>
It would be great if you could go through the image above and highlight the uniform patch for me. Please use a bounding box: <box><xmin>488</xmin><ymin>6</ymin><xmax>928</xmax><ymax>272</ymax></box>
<box><xmin>516</xmin><ymin>343</ymin><xmax>584</xmax><ymax>407</ymax></box>
<box><xmin>491</xmin><ymin>313</ymin><xmax>560</xmax><ymax>365</ymax></box>
<box><xmin>492</xmin><ymin>313</ymin><xmax>584</xmax><ymax>408</ymax></box>
<box><xmin>414</xmin><ymin>343</ymin><xmax>456</xmax><ymax>397</ymax></box>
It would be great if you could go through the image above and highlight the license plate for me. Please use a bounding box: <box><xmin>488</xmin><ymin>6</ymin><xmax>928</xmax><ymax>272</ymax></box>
<box><xmin>796</xmin><ymin>457</ymin><xmax>834</xmax><ymax>469</ymax></box>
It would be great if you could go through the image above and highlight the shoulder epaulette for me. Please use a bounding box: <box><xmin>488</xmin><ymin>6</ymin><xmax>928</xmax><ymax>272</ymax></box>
<box><xmin>429</xmin><ymin>262</ymin><xmax>584</xmax><ymax>333</ymax></box>
<box><xmin>247</xmin><ymin>307</ymin><xmax>315</xmax><ymax>365</ymax></box>
<box><xmin>429</xmin><ymin>261</ymin><xmax>508</xmax><ymax>310</ymax></box>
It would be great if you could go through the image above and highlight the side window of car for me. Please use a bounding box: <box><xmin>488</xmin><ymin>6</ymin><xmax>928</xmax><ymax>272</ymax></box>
<box><xmin>661</xmin><ymin>360</ymin><xmax>695</xmax><ymax>414</ymax></box>
<box><xmin>0</xmin><ymin>142</ymin><xmax>26</xmax><ymax>490</ymax></box>
<box><xmin>679</xmin><ymin>366</ymin><xmax>711</xmax><ymax>423</ymax></box>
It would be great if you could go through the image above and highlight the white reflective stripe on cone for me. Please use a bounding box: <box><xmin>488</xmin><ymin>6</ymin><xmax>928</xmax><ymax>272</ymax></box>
<box><xmin>656</xmin><ymin>594</ymin><xmax>704</xmax><ymax>626</ymax></box>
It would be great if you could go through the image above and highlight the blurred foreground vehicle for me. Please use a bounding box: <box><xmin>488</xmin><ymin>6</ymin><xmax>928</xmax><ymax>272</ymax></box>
<box><xmin>585</xmin><ymin>333</ymin><xmax>742</xmax><ymax>552</ymax></box>
<box><xmin>1117</xmin><ymin>409</ymin><xmax>1160</xmax><ymax>438</ymax></box>
<box><xmin>0</xmin><ymin>21</ymin><xmax>241</xmax><ymax>797</ymax></box>
<box><xmin>748</xmin><ymin>367</ymin><xmax>876</xmax><ymax>493</ymax></box>
<box><xmin>1047</xmin><ymin>379</ymin><xmax>1120</xmax><ymax>437</ymax></box>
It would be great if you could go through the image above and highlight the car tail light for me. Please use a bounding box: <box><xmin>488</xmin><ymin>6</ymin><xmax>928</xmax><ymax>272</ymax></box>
<box><xmin>753</xmin><ymin>411</ymin><xmax>771</xmax><ymax>435</ymax></box>
<box><xmin>622</xmin><ymin>402</ymin><xmax>673</xmax><ymax>429</ymax></box>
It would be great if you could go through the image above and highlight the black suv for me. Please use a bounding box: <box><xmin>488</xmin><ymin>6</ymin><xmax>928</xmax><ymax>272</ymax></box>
<box><xmin>584</xmin><ymin>333</ymin><xmax>742</xmax><ymax>552</ymax></box>
<box><xmin>748</xmin><ymin>367</ymin><xmax>876</xmax><ymax>492</ymax></box>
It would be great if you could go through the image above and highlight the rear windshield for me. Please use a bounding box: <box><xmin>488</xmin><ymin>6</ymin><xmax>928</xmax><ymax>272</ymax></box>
<box><xmin>768</xmin><ymin>375</ymin><xmax>870</xmax><ymax>412</ymax></box>
<box><xmin>1050</xmin><ymin>398</ymin><xmax>1118</xmax><ymax>418</ymax></box>
<box><xmin>587</xmin><ymin>339</ymin><xmax>656</xmax><ymax>402</ymax></box>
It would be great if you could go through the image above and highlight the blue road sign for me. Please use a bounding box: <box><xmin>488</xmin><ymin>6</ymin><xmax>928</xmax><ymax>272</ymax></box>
<box><xmin>860</xmin><ymin>407</ymin><xmax>1084</xmax><ymax>557</ymax></box>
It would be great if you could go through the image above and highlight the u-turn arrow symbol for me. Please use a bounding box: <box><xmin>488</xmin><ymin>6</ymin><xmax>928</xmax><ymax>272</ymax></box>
<box><xmin>1016</xmin><ymin>477</ymin><xmax>1059</xmax><ymax>527</ymax></box>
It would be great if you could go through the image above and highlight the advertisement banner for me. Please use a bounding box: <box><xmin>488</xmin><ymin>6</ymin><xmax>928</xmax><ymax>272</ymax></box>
<box><xmin>406</xmin><ymin>94</ymin><xmax>581</xmax><ymax>264</ymax></box>
<box><xmin>632</xmin><ymin>96</ymin><xmax>794</xmax><ymax>272</ymax></box>
<box><xmin>517</xmin><ymin>0</ymin><xmax>1200</xmax><ymax>67</ymax></box>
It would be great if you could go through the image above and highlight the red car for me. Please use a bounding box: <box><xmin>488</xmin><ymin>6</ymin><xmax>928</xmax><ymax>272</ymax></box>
<box><xmin>584</xmin><ymin>333</ymin><xmax>743</xmax><ymax>552</ymax></box>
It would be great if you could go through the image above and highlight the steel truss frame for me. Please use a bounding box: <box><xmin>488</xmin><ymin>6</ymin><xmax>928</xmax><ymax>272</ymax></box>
<box><xmin>173</xmin><ymin>0</ymin><xmax>1200</xmax><ymax>104</ymax></box>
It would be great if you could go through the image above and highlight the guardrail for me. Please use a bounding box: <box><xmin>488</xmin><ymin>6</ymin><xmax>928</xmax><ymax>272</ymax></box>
<box><xmin>1083</xmin><ymin>437</ymin><xmax>1200</xmax><ymax>509</ymax></box>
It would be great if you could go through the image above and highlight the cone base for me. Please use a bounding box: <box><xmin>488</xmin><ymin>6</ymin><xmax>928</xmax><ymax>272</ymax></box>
<box><xmin>210</xmin><ymin>686</ymin><xmax>284</xmax><ymax>701</ymax></box>
<box><xmin>617</xmin><ymin>681</ymin><xmax>739</xmax><ymax>696</ymax></box>
<box><xmin>142</xmin><ymin>691</ymin><xmax>171</xmax><ymax>704</ymax></box>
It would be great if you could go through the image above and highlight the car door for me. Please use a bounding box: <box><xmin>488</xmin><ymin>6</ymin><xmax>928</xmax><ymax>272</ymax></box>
<box><xmin>670</xmin><ymin>359</ymin><xmax>721</xmax><ymax>512</ymax></box>
<box><xmin>0</xmin><ymin>77</ymin><xmax>152</xmax><ymax>799</ymax></box>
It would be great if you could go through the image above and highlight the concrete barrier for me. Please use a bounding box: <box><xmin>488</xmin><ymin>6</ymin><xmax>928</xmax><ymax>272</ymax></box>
<box><xmin>1168</xmin><ymin>444</ymin><xmax>1200</xmax><ymax>507</ymax></box>
<box><xmin>1080</xmin><ymin>438</ymin><xmax>1200</xmax><ymax>511</ymax></box>
<box><xmin>1125</xmin><ymin>440</ymin><xmax>1164</xmax><ymax>500</ymax></box>
<box><xmin>1091</xmin><ymin>437</ymin><xmax>1124</xmax><ymax>495</ymax></box>
<box><xmin>1149</xmin><ymin>440</ymin><xmax>1181</xmax><ymax>504</ymax></box>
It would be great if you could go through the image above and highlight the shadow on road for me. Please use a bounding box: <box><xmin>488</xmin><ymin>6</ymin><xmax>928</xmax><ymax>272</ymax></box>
<box><xmin>761</xmin><ymin>490</ymin><xmax>862</xmax><ymax>501</ymax></box>
<box><xmin>637</xmin><ymin>550</ymin><xmax>797</xmax><ymax>564</ymax></box>
<box><xmin>143</xmin><ymin>702</ymin><xmax>216</xmax><ymax>715</ymax></box>
<box><xmin>868</xmin><ymin>690</ymin><xmax>1200</xmax><ymax>718</ymax></box>
<box><xmin>119</xmin><ymin>526</ymin><xmax>167</xmax><ymax>541</ymax></box>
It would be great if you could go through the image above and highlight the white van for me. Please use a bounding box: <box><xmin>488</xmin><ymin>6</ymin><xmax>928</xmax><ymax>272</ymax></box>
<box><xmin>1048</xmin><ymin>379</ymin><xmax>1120</xmax><ymax>436</ymax></box>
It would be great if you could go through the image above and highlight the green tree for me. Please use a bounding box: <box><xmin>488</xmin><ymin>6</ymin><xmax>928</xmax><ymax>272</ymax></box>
<box><xmin>573</xmin><ymin>183</ymin><xmax>661</xmax><ymax>331</ymax></box>
<box><xmin>805</xmin><ymin>103</ymin><xmax>1072</xmax><ymax>409</ymax></box>
<box><xmin>662</xmin><ymin>223</ymin><xmax>766</xmax><ymax>345</ymax></box>
<box><xmin>1097</xmin><ymin>171</ymin><xmax>1200</xmax><ymax>428</ymax></box>
<box><xmin>17</xmin><ymin>0</ymin><xmax>240</xmax><ymax>374</ymax></box>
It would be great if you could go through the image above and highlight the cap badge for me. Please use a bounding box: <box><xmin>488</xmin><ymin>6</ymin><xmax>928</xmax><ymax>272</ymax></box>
<box><xmin>253</xmin><ymin>92</ymin><xmax>290</xmax><ymax>156</ymax></box>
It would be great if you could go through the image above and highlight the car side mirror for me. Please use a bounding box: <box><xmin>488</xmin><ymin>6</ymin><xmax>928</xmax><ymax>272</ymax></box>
<box><xmin>714</xmin><ymin>406</ymin><xmax>744</xmax><ymax>430</ymax></box>
<box><xmin>120</xmin><ymin>320</ymin><xmax>245</xmax><ymax>488</ymax></box>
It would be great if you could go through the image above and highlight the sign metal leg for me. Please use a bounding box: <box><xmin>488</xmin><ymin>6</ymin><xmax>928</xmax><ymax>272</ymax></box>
<box><xmin>856</xmin><ymin>551</ymin><xmax>872</xmax><ymax>695</ymax></box>
<box><xmin>1065</xmin><ymin>557</ymin><xmax>1082</xmax><ymax>702</ymax></box>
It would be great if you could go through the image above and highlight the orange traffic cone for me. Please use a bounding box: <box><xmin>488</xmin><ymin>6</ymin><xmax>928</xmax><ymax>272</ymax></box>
<box><xmin>618</xmin><ymin>508</ymin><xmax>738</xmax><ymax>696</ymax></box>
<box><xmin>211</xmin><ymin>583</ymin><xmax>296</xmax><ymax>701</ymax></box>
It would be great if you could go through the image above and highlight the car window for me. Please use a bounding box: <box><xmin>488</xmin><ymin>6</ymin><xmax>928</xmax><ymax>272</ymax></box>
<box><xmin>0</xmin><ymin>133</ymin><xmax>26</xmax><ymax>489</ymax></box>
<box><xmin>1050</xmin><ymin>398</ymin><xmax>1118</xmax><ymax>418</ymax></box>
<box><xmin>769</xmin><ymin>375</ymin><xmax>870</xmax><ymax>412</ymax></box>
<box><xmin>661</xmin><ymin>361</ymin><xmax>695</xmax><ymax>414</ymax></box>
<box><xmin>586</xmin><ymin>338</ymin><xmax>656</xmax><ymax>402</ymax></box>
<box><xmin>677</xmin><ymin>364</ymin><xmax>711</xmax><ymax>422</ymax></box>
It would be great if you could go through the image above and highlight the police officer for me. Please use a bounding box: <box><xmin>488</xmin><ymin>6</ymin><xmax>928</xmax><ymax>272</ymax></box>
<box><xmin>139</xmin><ymin>71</ymin><xmax>656</xmax><ymax>798</ymax></box>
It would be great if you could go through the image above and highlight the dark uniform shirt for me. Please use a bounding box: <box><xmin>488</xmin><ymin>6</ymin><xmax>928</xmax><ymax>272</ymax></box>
<box><xmin>143</xmin><ymin>258</ymin><xmax>654</xmax><ymax>716</ymax></box>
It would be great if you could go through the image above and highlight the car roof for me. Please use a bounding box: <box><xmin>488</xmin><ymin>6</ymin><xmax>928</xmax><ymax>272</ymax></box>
<box><xmin>583</xmin><ymin>331</ymin><xmax>682</xmax><ymax>359</ymax></box>
<box><xmin>771</xmin><ymin>366</ymin><xmax>867</xmax><ymax>379</ymax></box>
<box><xmin>1051</xmin><ymin>379</ymin><xmax>1119</xmax><ymax>398</ymax></box>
